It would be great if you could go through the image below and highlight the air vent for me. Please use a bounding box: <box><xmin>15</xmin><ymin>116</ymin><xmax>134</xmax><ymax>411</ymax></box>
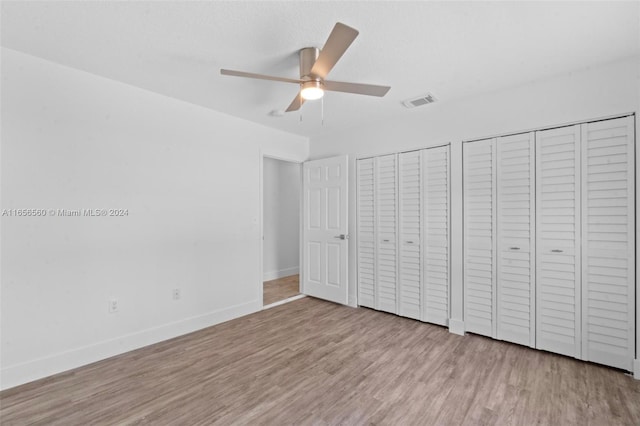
<box><xmin>403</xmin><ymin>93</ymin><xmax>437</xmax><ymax>108</ymax></box>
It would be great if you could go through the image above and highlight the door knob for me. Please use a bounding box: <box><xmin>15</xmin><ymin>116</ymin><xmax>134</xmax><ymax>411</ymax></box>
<box><xmin>551</xmin><ymin>249</ymin><xmax>563</xmax><ymax>253</ymax></box>
<box><xmin>334</xmin><ymin>234</ymin><xmax>348</xmax><ymax>240</ymax></box>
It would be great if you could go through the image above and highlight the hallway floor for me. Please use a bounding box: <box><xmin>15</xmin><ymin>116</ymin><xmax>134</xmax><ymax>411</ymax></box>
<box><xmin>263</xmin><ymin>274</ymin><xmax>300</xmax><ymax>305</ymax></box>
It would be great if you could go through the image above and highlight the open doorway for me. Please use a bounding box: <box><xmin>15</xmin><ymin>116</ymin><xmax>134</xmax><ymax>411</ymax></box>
<box><xmin>262</xmin><ymin>156</ymin><xmax>302</xmax><ymax>307</ymax></box>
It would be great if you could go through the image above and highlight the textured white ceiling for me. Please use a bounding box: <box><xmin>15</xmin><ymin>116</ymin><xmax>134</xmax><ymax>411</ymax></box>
<box><xmin>2</xmin><ymin>1</ymin><xmax>639</xmax><ymax>138</ymax></box>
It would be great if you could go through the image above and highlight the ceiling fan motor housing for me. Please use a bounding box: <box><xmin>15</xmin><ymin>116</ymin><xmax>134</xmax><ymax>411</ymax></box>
<box><xmin>299</xmin><ymin>47</ymin><xmax>324</xmax><ymax>100</ymax></box>
<box><xmin>300</xmin><ymin>47</ymin><xmax>320</xmax><ymax>80</ymax></box>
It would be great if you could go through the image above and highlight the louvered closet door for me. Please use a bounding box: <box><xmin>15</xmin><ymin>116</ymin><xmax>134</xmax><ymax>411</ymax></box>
<box><xmin>581</xmin><ymin>116</ymin><xmax>635</xmax><ymax>371</ymax></box>
<box><xmin>463</xmin><ymin>139</ymin><xmax>497</xmax><ymax>338</ymax></box>
<box><xmin>357</xmin><ymin>158</ymin><xmax>376</xmax><ymax>309</ymax></box>
<box><xmin>398</xmin><ymin>151</ymin><xmax>422</xmax><ymax>320</ymax></box>
<box><xmin>535</xmin><ymin>125</ymin><xmax>581</xmax><ymax>359</ymax></box>
<box><xmin>496</xmin><ymin>133</ymin><xmax>535</xmax><ymax>347</ymax></box>
<box><xmin>423</xmin><ymin>146</ymin><xmax>450</xmax><ymax>326</ymax></box>
<box><xmin>376</xmin><ymin>154</ymin><xmax>398</xmax><ymax>314</ymax></box>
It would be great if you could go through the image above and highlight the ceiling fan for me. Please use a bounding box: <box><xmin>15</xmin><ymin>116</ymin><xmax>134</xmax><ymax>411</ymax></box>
<box><xmin>220</xmin><ymin>22</ymin><xmax>391</xmax><ymax>112</ymax></box>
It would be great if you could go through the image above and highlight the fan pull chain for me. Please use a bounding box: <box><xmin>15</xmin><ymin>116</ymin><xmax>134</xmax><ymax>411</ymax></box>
<box><xmin>321</xmin><ymin>97</ymin><xmax>324</xmax><ymax>126</ymax></box>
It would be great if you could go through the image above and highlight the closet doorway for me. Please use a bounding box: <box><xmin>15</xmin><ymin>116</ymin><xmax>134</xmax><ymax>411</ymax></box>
<box><xmin>262</xmin><ymin>156</ymin><xmax>303</xmax><ymax>307</ymax></box>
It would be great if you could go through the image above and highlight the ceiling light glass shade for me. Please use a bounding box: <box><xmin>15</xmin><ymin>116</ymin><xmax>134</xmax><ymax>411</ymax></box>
<box><xmin>300</xmin><ymin>81</ymin><xmax>324</xmax><ymax>100</ymax></box>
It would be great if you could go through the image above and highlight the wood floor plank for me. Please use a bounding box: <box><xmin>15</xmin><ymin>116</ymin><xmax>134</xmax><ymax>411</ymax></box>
<box><xmin>263</xmin><ymin>274</ymin><xmax>300</xmax><ymax>305</ymax></box>
<box><xmin>1</xmin><ymin>297</ymin><xmax>639</xmax><ymax>425</ymax></box>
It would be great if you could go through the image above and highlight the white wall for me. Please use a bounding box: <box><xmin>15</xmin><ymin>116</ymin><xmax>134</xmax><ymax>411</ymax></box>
<box><xmin>310</xmin><ymin>57</ymin><xmax>640</xmax><ymax>344</ymax></box>
<box><xmin>262</xmin><ymin>157</ymin><xmax>300</xmax><ymax>282</ymax></box>
<box><xmin>0</xmin><ymin>48</ymin><xmax>309</xmax><ymax>389</ymax></box>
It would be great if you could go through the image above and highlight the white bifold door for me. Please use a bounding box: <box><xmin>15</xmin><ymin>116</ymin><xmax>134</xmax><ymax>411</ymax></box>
<box><xmin>535</xmin><ymin>125</ymin><xmax>582</xmax><ymax>358</ymax></box>
<box><xmin>398</xmin><ymin>151</ymin><xmax>422</xmax><ymax>319</ymax></box>
<box><xmin>580</xmin><ymin>117</ymin><xmax>635</xmax><ymax>371</ymax></box>
<box><xmin>357</xmin><ymin>145</ymin><xmax>451</xmax><ymax>325</ymax></box>
<box><xmin>422</xmin><ymin>147</ymin><xmax>450</xmax><ymax>326</ymax></box>
<box><xmin>497</xmin><ymin>133</ymin><xmax>535</xmax><ymax>347</ymax></box>
<box><xmin>463</xmin><ymin>133</ymin><xmax>536</xmax><ymax>346</ymax></box>
<box><xmin>376</xmin><ymin>154</ymin><xmax>399</xmax><ymax>313</ymax></box>
<box><xmin>302</xmin><ymin>155</ymin><xmax>349</xmax><ymax>305</ymax></box>
<box><xmin>463</xmin><ymin>138</ymin><xmax>497</xmax><ymax>337</ymax></box>
<box><xmin>357</xmin><ymin>155</ymin><xmax>397</xmax><ymax>312</ymax></box>
<box><xmin>464</xmin><ymin>116</ymin><xmax>635</xmax><ymax>371</ymax></box>
<box><xmin>356</xmin><ymin>158</ymin><xmax>376</xmax><ymax>308</ymax></box>
<box><xmin>536</xmin><ymin>117</ymin><xmax>636</xmax><ymax>370</ymax></box>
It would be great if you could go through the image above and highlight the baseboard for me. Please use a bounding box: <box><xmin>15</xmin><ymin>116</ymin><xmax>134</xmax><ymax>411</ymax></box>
<box><xmin>634</xmin><ymin>359</ymin><xmax>640</xmax><ymax>380</ymax></box>
<box><xmin>0</xmin><ymin>300</ymin><xmax>260</xmax><ymax>391</ymax></box>
<box><xmin>263</xmin><ymin>266</ymin><xmax>299</xmax><ymax>282</ymax></box>
<box><xmin>448</xmin><ymin>318</ymin><xmax>465</xmax><ymax>336</ymax></box>
<box><xmin>263</xmin><ymin>294</ymin><xmax>306</xmax><ymax>310</ymax></box>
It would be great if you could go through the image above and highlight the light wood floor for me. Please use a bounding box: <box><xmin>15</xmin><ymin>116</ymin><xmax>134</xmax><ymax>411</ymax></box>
<box><xmin>2</xmin><ymin>297</ymin><xmax>639</xmax><ymax>425</ymax></box>
<box><xmin>263</xmin><ymin>274</ymin><xmax>300</xmax><ymax>305</ymax></box>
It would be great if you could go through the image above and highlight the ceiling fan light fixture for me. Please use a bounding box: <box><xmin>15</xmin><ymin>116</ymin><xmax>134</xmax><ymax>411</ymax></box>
<box><xmin>300</xmin><ymin>80</ymin><xmax>324</xmax><ymax>100</ymax></box>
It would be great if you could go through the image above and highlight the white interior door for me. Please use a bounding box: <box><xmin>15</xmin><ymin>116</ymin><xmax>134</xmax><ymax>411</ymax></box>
<box><xmin>302</xmin><ymin>155</ymin><xmax>349</xmax><ymax>305</ymax></box>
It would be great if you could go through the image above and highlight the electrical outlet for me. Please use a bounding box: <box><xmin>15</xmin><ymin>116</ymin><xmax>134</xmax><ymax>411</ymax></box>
<box><xmin>108</xmin><ymin>298</ymin><xmax>119</xmax><ymax>313</ymax></box>
<box><xmin>172</xmin><ymin>288</ymin><xmax>181</xmax><ymax>300</ymax></box>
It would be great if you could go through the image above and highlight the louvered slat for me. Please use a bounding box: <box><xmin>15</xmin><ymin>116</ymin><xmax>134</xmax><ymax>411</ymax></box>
<box><xmin>357</xmin><ymin>158</ymin><xmax>376</xmax><ymax>308</ymax></box>
<box><xmin>398</xmin><ymin>151</ymin><xmax>421</xmax><ymax>319</ymax></box>
<box><xmin>423</xmin><ymin>146</ymin><xmax>450</xmax><ymax>326</ymax></box>
<box><xmin>376</xmin><ymin>154</ymin><xmax>398</xmax><ymax>314</ymax></box>
<box><xmin>497</xmin><ymin>133</ymin><xmax>535</xmax><ymax>347</ymax></box>
<box><xmin>581</xmin><ymin>116</ymin><xmax>635</xmax><ymax>371</ymax></box>
<box><xmin>464</xmin><ymin>139</ymin><xmax>496</xmax><ymax>337</ymax></box>
<box><xmin>535</xmin><ymin>125</ymin><xmax>581</xmax><ymax>359</ymax></box>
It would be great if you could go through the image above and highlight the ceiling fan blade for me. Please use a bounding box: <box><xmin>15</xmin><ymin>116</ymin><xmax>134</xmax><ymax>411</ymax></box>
<box><xmin>324</xmin><ymin>80</ymin><xmax>391</xmax><ymax>97</ymax></box>
<box><xmin>310</xmin><ymin>22</ymin><xmax>359</xmax><ymax>79</ymax></box>
<box><xmin>285</xmin><ymin>93</ymin><xmax>305</xmax><ymax>112</ymax></box>
<box><xmin>220</xmin><ymin>69</ymin><xmax>301</xmax><ymax>84</ymax></box>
